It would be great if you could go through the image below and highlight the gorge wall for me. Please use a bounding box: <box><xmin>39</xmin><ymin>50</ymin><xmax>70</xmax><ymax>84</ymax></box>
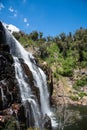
<box><xmin>0</xmin><ymin>22</ymin><xmax>54</xmax><ymax>130</ymax></box>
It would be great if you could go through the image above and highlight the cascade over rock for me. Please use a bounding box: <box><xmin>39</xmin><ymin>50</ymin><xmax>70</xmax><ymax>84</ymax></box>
<box><xmin>0</xmin><ymin>44</ymin><xmax>20</xmax><ymax>108</ymax></box>
<box><xmin>38</xmin><ymin>62</ymin><xmax>53</xmax><ymax>104</ymax></box>
<box><xmin>19</xmin><ymin>58</ymin><xmax>40</xmax><ymax>105</ymax></box>
<box><xmin>0</xmin><ymin>21</ymin><xmax>57</xmax><ymax>129</ymax></box>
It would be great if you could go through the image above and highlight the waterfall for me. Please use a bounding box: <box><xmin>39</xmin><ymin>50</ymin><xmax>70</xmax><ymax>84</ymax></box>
<box><xmin>14</xmin><ymin>57</ymin><xmax>41</xmax><ymax>128</ymax></box>
<box><xmin>0</xmin><ymin>86</ymin><xmax>6</xmax><ymax>107</ymax></box>
<box><xmin>2</xmin><ymin>23</ymin><xmax>57</xmax><ymax>128</ymax></box>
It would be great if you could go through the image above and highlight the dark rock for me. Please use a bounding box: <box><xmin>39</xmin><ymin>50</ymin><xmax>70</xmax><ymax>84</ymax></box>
<box><xmin>0</xmin><ymin>21</ymin><xmax>53</xmax><ymax>130</ymax></box>
<box><xmin>0</xmin><ymin>44</ymin><xmax>10</xmax><ymax>52</ymax></box>
<box><xmin>0</xmin><ymin>49</ymin><xmax>20</xmax><ymax>110</ymax></box>
<box><xmin>0</xmin><ymin>87</ymin><xmax>3</xmax><ymax>110</ymax></box>
<box><xmin>42</xmin><ymin>114</ymin><xmax>52</xmax><ymax>130</ymax></box>
<box><xmin>0</xmin><ymin>22</ymin><xmax>6</xmax><ymax>44</ymax></box>
<box><xmin>0</xmin><ymin>51</ymin><xmax>13</xmax><ymax>64</ymax></box>
<box><xmin>23</xmin><ymin>100</ymin><xmax>35</xmax><ymax>128</ymax></box>
<box><xmin>18</xmin><ymin>105</ymin><xmax>26</xmax><ymax>123</ymax></box>
<box><xmin>19</xmin><ymin>58</ymin><xmax>41</xmax><ymax>105</ymax></box>
<box><xmin>19</xmin><ymin>58</ymin><xmax>34</xmax><ymax>86</ymax></box>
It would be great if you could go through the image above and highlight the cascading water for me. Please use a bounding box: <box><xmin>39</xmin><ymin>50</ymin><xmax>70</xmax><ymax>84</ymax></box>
<box><xmin>14</xmin><ymin>57</ymin><xmax>41</xmax><ymax>128</ymax></box>
<box><xmin>0</xmin><ymin>86</ymin><xmax>6</xmax><ymax>107</ymax></box>
<box><xmin>2</xmin><ymin>23</ymin><xmax>57</xmax><ymax>129</ymax></box>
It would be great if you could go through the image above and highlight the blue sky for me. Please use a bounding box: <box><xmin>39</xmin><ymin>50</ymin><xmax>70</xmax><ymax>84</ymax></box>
<box><xmin>0</xmin><ymin>0</ymin><xmax>87</xmax><ymax>36</ymax></box>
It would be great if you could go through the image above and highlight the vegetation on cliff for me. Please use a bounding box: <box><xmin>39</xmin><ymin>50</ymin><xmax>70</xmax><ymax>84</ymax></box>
<box><xmin>13</xmin><ymin>28</ymin><xmax>87</xmax><ymax>105</ymax></box>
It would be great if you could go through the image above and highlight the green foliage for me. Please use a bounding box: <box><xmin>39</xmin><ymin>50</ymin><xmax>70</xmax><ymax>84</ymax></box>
<box><xmin>59</xmin><ymin>32</ymin><xmax>66</xmax><ymax>41</ymax></box>
<box><xmin>80</xmin><ymin>61</ymin><xmax>87</xmax><ymax>68</ymax></box>
<box><xmin>29</xmin><ymin>31</ymin><xmax>39</xmax><ymax>41</ymax></box>
<box><xmin>57</xmin><ymin>57</ymin><xmax>76</xmax><ymax>77</ymax></box>
<box><xmin>3</xmin><ymin>117</ymin><xmax>18</xmax><ymax>130</ymax></box>
<box><xmin>70</xmin><ymin>95</ymin><xmax>79</xmax><ymax>101</ymax></box>
<box><xmin>27</xmin><ymin>128</ymin><xmax>39</xmax><ymax>130</ymax></box>
<box><xmin>13</xmin><ymin>27</ymin><xmax>87</xmax><ymax>77</ymax></box>
<box><xmin>78</xmin><ymin>92</ymin><xmax>87</xmax><ymax>98</ymax></box>
<box><xmin>73</xmin><ymin>76</ymin><xmax>87</xmax><ymax>90</ymax></box>
<box><xmin>27</xmin><ymin>128</ymin><xmax>48</xmax><ymax>130</ymax></box>
<box><xmin>39</xmin><ymin>44</ymin><xmax>49</xmax><ymax>59</ymax></box>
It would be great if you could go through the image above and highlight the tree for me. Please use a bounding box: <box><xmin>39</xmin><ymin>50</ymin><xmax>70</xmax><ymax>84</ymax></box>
<box><xmin>47</xmin><ymin>36</ymin><xmax>53</xmax><ymax>42</ymax></box>
<box><xmin>39</xmin><ymin>32</ymin><xmax>43</xmax><ymax>39</ymax></box>
<box><xmin>39</xmin><ymin>44</ymin><xmax>49</xmax><ymax>58</ymax></box>
<box><xmin>59</xmin><ymin>32</ymin><xmax>66</xmax><ymax>41</ymax></box>
<box><xmin>54</xmin><ymin>35</ymin><xmax>59</xmax><ymax>42</ymax></box>
<box><xmin>29</xmin><ymin>31</ymin><xmax>39</xmax><ymax>41</ymax></box>
<box><xmin>56</xmin><ymin>41</ymin><xmax>63</xmax><ymax>53</ymax></box>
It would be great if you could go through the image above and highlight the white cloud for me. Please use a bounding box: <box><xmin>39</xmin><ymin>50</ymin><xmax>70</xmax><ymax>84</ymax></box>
<box><xmin>0</xmin><ymin>3</ymin><xmax>5</xmax><ymax>10</ymax></box>
<box><xmin>14</xmin><ymin>13</ymin><xmax>17</xmax><ymax>17</ymax></box>
<box><xmin>24</xmin><ymin>18</ymin><xmax>27</xmax><ymax>23</ymax></box>
<box><xmin>9</xmin><ymin>6</ymin><xmax>14</xmax><ymax>12</ymax></box>
<box><xmin>26</xmin><ymin>23</ymin><xmax>29</xmax><ymax>26</ymax></box>
<box><xmin>14</xmin><ymin>10</ymin><xmax>18</xmax><ymax>17</ymax></box>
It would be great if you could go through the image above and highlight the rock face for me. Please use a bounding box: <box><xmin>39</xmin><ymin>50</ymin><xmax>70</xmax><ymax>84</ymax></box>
<box><xmin>0</xmin><ymin>22</ymin><xmax>28</xmax><ymax>129</ymax></box>
<box><xmin>0</xmin><ymin>44</ymin><xmax>20</xmax><ymax>108</ymax></box>
<box><xmin>0</xmin><ymin>22</ymin><xmax>52</xmax><ymax>130</ymax></box>
<box><xmin>0</xmin><ymin>22</ymin><xmax>6</xmax><ymax>44</ymax></box>
<box><xmin>19</xmin><ymin>58</ymin><xmax>40</xmax><ymax>105</ymax></box>
<box><xmin>0</xmin><ymin>43</ymin><xmax>24</xmax><ymax>129</ymax></box>
<box><xmin>42</xmin><ymin>114</ymin><xmax>52</xmax><ymax>130</ymax></box>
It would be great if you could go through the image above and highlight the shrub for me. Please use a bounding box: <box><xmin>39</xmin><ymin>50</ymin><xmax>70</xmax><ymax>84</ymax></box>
<box><xmin>3</xmin><ymin>117</ymin><xmax>18</xmax><ymax>130</ymax></box>
<box><xmin>70</xmin><ymin>95</ymin><xmax>79</xmax><ymax>101</ymax></box>
<box><xmin>78</xmin><ymin>92</ymin><xmax>87</xmax><ymax>98</ymax></box>
<box><xmin>73</xmin><ymin>76</ymin><xmax>87</xmax><ymax>90</ymax></box>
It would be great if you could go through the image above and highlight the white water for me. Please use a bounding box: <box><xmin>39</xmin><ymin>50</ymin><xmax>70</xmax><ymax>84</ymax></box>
<box><xmin>14</xmin><ymin>57</ymin><xmax>40</xmax><ymax>128</ymax></box>
<box><xmin>0</xmin><ymin>87</ymin><xmax>6</xmax><ymax>106</ymax></box>
<box><xmin>3</xmin><ymin>23</ymin><xmax>57</xmax><ymax>127</ymax></box>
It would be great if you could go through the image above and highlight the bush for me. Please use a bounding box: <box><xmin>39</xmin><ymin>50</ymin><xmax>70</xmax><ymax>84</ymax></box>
<box><xmin>76</xmin><ymin>76</ymin><xmax>87</xmax><ymax>86</ymax></box>
<box><xmin>57</xmin><ymin>57</ymin><xmax>75</xmax><ymax>77</ymax></box>
<box><xmin>3</xmin><ymin>117</ymin><xmax>18</xmax><ymax>130</ymax></box>
<box><xmin>80</xmin><ymin>61</ymin><xmax>87</xmax><ymax>68</ymax></box>
<box><xmin>78</xmin><ymin>92</ymin><xmax>87</xmax><ymax>98</ymax></box>
<box><xmin>73</xmin><ymin>76</ymin><xmax>87</xmax><ymax>90</ymax></box>
<box><xmin>70</xmin><ymin>95</ymin><xmax>79</xmax><ymax>101</ymax></box>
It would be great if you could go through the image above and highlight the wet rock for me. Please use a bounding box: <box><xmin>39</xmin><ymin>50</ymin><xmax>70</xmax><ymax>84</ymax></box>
<box><xmin>42</xmin><ymin>114</ymin><xmax>52</xmax><ymax>130</ymax></box>
<box><xmin>0</xmin><ymin>50</ymin><xmax>20</xmax><ymax>107</ymax></box>
<box><xmin>0</xmin><ymin>44</ymin><xmax>10</xmax><ymax>52</ymax></box>
<box><xmin>19</xmin><ymin>58</ymin><xmax>40</xmax><ymax>105</ymax></box>
<box><xmin>0</xmin><ymin>21</ymin><xmax>6</xmax><ymax>44</ymax></box>
<box><xmin>27</xmin><ymin>101</ymin><xmax>35</xmax><ymax>128</ymax></box>
<box><xmin>0</xmin><ymin>88</ymin><xmax>3</xmax><ymax>110</ymax></box>
<box><xmin>19</xmin><ymin>58</ymin><xmax>34</xmax><ymax>86</ymax></box>
<box><xmin>17</xmin><ymin>105</ymin><xmax>26</xmax><ymax>122</ymax></box>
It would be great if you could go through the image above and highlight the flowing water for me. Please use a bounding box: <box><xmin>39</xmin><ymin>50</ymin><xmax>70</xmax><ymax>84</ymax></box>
<box><xmin>2</xmin><ymin>23</ymin><xmax>87</xmax><ymax>130</ymax></box>
<box><xmin>3</xmin><ymin>23</ymin><xmax>57</xmax><ymax>129</ymax></box>
<box><xmin>14</xmin><ymin>57</ymin><xmax>41</xmax><ymax>128</ymax></box>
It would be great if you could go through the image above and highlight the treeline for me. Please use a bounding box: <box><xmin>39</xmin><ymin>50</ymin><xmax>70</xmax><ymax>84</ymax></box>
<box><xmin>13</xmin><ymin>27</ymin><xmax>87</xmax><ymax>77</ymax></box>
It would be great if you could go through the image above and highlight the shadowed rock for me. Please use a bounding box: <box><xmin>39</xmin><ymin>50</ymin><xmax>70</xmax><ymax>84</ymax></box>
<box><xmin>0</xmin><ymin>21</ymin><xmax>6</xmax><ymax>44</ymax></box>
<box><xmin>42</xmin><ymin>114</ymin><xmax>52</xmax><ymax>130</ymax></box>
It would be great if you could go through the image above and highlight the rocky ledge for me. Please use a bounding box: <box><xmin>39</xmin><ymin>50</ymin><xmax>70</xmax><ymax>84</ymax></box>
<box><xmin>52</xmin><ymin>70</ymin><xmax>87</xmax><ymax>107</ymax></box>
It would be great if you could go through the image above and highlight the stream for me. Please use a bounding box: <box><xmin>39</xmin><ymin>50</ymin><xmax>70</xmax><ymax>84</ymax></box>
<box><xmin>53</xmin><ymin>105</ymin><xmax>87</xmax><ymax>130</ymax></box>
